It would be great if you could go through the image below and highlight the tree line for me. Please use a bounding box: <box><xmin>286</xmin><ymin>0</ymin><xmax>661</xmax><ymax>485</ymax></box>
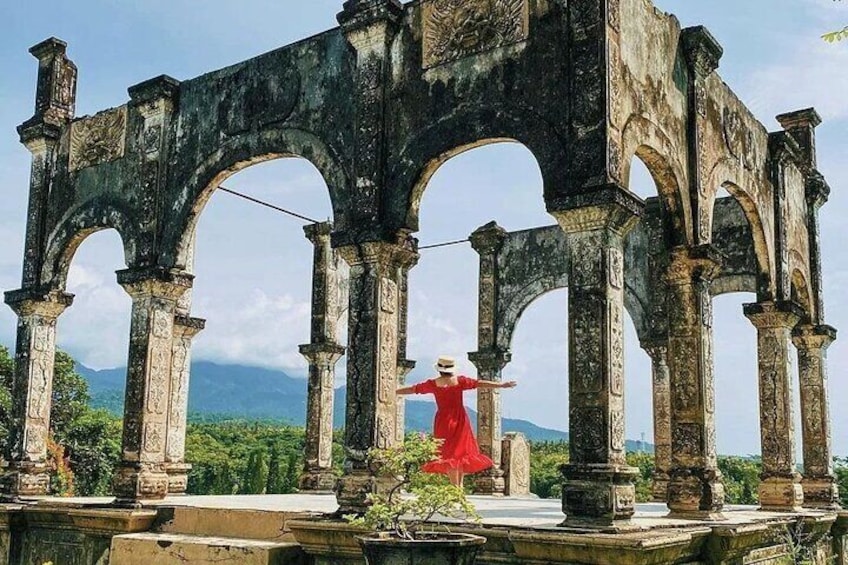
<box><xmin>0</xmin><ymin>346</ymin><xmax>846</xmax><ymax>507</ymax></box>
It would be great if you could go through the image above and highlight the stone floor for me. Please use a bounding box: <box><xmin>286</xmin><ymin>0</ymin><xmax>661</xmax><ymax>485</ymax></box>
<box><xmin>33</xmin><ymin>493</ymin><xmax>834</xmax><ymax>530</ymax></box>
<box><xmin>10</xmin><ymin>495</ymin><xmax>846</xmax><ymax>564</ymax></box>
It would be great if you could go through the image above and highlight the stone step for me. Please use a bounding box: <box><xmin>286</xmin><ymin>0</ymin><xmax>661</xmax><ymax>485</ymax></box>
<box><xmin>152</xmin><ymin>505</ymin><xmax>316</xmax><ymax>542</ymax></box>
<box><xmin>110</xmin><ymin>532</ymin><xmax>305</xmax><ymax>565</ymax></box>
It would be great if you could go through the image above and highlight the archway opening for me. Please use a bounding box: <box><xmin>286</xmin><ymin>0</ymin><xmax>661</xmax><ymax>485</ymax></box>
<box><xmin>53</xmin><ymin>228</ymin><xmax>130</xmax><ymax>497</ymax></box>
<box><xmin>710</xmin><ymin>186</ymin><xmax>767</xmax><ymax>504</ymax></box>
<box><xmin>185</xmin><ymin>156</ymin><xmax>337</xmax><ymax>495</ymax></box>
<box><xmin>403</xmin><ymin>141</ymin><xmax>550</xmax><ymax>492</ymax></box>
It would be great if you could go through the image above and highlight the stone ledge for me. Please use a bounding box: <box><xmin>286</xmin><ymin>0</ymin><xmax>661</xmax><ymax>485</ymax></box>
<box><xmin>111</xmin><ymin>532</ymin><xmax>304</xmax><ymax>565</ymax></box>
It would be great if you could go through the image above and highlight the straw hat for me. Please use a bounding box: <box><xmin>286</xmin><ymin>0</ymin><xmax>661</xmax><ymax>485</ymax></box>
<box><xmin>434</xmin><ymin>355</ymin><xmax>458</xmax><ymax>375</ymax></box>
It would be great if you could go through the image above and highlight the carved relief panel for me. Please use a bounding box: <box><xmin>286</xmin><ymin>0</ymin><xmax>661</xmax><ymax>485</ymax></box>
<box><xmin>422</xmin><ymin>0</ymin><xmax>529</xmax><ymax>68</ymax></box>
<box><xmin>69</xmin><ymin>106</ymin><xmax>127</xmax><ymax>171</ymax></box>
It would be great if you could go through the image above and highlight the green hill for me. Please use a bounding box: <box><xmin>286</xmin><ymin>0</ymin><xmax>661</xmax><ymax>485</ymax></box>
<box><xmin>77</xmin><ymin>361</ymin><xmax>651</xmax><ymax>449</ymax></box>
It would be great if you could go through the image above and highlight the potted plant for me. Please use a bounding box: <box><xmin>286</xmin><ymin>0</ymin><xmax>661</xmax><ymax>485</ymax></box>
<box><xmin>345</xmin><ymin>433</ymin><xmax>486</xmax><ymax>565</ymax></box>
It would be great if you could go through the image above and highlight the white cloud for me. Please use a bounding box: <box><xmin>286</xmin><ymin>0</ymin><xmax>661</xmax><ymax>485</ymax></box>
<box><xmin>192</xmin><ymin>288</ymin><xmax>311</xmax><ymax>375</ymax></box>
<box><xmin>744</xmin><ymin>37</ymin><xmax>848</xmax><ymax>122</ymax></box>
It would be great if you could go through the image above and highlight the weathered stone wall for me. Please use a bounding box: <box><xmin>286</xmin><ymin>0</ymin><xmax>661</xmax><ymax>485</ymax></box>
<box><xmin>5</xmin><ymin>0</ymin><xmax>834</xmax><ymax>518</ymax></box>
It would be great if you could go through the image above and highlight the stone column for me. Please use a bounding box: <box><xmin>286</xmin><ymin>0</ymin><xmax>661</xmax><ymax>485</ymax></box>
<box><xmin>468</xmin><ymin>221</ymin><xmax>509</xmax><ymax>496</ymax></box>
<box><xmin>643</xmin><ymin>340</ymin><xmax>671</xmax><ymax>502</ymax></box>
<box><xmin>395</xmin><ymin>254</ymin><xmax>417</xmax><ymax>443</ymax></box>
<box><xmin>163</xmin><ymin>314</ymin><xmax>205</xmax><ymax>495</ymax></box>
<box><xmin>112</xmin><ymin>268</ymin><xmax>192</xmax><ymax>506</ymax></box>
<box><xmin>793</xmin><ymin>324</ymin><xmax>840</xmax><ymax>509</ymax></box>
<box><xmin>468</xmin><ymin>349</ymin><xmax>511</xmax><ymax>496</ymax></box>
<box><xmin>299</xmin><ymin>343</ymin><xmax>345</xmax><ymax>491</ymax></box>
<box><xmin>743</xmin><ymin>301</ymin><xmax>803</xmax><ymax>511</ymax></box>
<box><xmin>665</xmin><ymin>245</ymin><xmax>725</xmax><ymax>519</ymax></box>
<box><xmin>681</xmin><ymin>26</ymin><xmax>723</xmax><ymax>245</ymax></box>
<box><xmin>551</xmin><ymin>186</ymin><xmax>643</xmax><ymax>525</ymax></box>
<box><xmin>0</xmin><ymin>289</ymin><xmax>73</xmax><ymax>498</ymax></box>
<box><xmin>502</xmin><ymin>432</ymin><xmax>531</xmax><ymax>497</ymax></box>
<box><xmin>299</xmin><ymin>222</ymin><xmax>347</xmax><ymax>491</ymax></box>
<box><xmin>335</xmin><ymin>240</ymin><xmax>416</xmax><ymax>513</ymax></box>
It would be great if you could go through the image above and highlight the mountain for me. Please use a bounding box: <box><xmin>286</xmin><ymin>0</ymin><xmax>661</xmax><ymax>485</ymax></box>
<box><xmin>76</xmin><ymin>361</ymin><xmax>651</xmax><ymax>449</ymax></box>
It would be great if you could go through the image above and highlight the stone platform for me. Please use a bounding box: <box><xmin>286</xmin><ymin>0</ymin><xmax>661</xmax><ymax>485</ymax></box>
<box><xmin>0</xmin><ymin>495</ymin><xmax>844</xmax><ymax>564</ymax></box>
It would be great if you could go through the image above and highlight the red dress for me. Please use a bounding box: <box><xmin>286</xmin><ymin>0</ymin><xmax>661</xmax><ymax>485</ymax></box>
<box><xmin>412</xmin><ymin>376</ymin><xmax>494</xmax><ymax>475</ymax></box>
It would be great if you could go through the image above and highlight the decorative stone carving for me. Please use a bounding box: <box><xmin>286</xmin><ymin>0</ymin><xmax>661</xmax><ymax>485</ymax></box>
<box><xmin>607</xmin><ymin>0</ymin><xmax>621</xmax><ymax>31</ymax></box>
<box><xmin>793</xmin><ymin>324</ymin><xmax>839</xmax><ymax>509</ymax></box>
<box><xmin>68</xmin><ymin>106</ymin><xmax>127</xmax><ymax>171</ymax></box>
<box><xmin>422</xmin><ymin>0</ymin><xmax>529</xmax><ymax>68</ymax></box>
<box><xmin>502</xmin><ymin>432</ymin><xmax>530</xmax><ymax>496</ymax></box>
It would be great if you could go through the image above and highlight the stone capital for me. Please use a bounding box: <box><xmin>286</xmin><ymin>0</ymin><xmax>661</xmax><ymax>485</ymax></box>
<box><xmin>768</xmin><ymin>131</ymin><xmax>804</xmax><ymax>168</ymax></box>
<box><xmin>549</xmin><ymin>185</ymin><xmax>644</xmax><ymax>236</ymax></box>
<box><xmin>468</xmin><ymin>349</ymin><xmax>511</xmax><ymax>374</ymax></box>
<box><xmin>299</xmin><ymin>342</ymin><xmax>346</xmax><ymax>366</ymax></box>
<box><xmin>469</xmin><ymin>221</ymin><xmax>508</xmax><ymax>255</ymax></box>
<box><xmin>397</xmin><ymin>358</ymin><xmax>416</xmax><ymax>378</ymax></box>
<box><xmin>792</xmin><ymin>324</ymin><xmax>836</xmax><ymax>350</ymax></box>
<box><xmin>776</xmin><ymin>108</ymin><xmax>822</xmax><ymax>131</ymax></box>
<box><xmin>5</xmin><ymin>288</ymin><xmax>74</xmax><ymax>319</ymax></box>
<box><xmin>681</xmin><ymin>26</ymin><xmax>723</xmax><ymax>78</ymax></box>
<box><xmin>173</xmin><ymin>315</ymin><xmax>206</xmax><ymax>339</ymax></box>
<box><xmin>743</xmin><ymin>301</ymin><xmax>802</xmax><ymax>330</ymax></box>
<box><xmin>117</xmin><ymin>267</ymin><xmax>193</xmax><ymax>300</ymax></box>
<box><xmin>805</xmin><ymin>171</ymin><xmax>831</xmax><ymax>210</ymax></box>
<box><xmin>17</xmin><ymin>121</ymin><xmax>62</xmax><ymax>150</ymax></box>
<box><xmin>128</xmin><ymin>75</ymin><xmax>181</xmax><ymax>111</ymax></box>
<box><xmin>666</xmin><ymin>245</ymin><xmax>723</xmax><ymax>285</ymax></box>
<box><xmin>640</xmin><ymin>338</ymin><xmax>669</xmax><ymax>363</ymax></box>
<box><xmin>303</xmin><ymin>221</ymin><xmax>334</xmax><ymax>244</ymax></box>
<box><xmin>337</xmin><ymin>0</ymin><xmax>403</xmax><ymax>31</ymax></box>
<box><xmin>335</xmin><ymin>240</ymin><xmax>417</xmax><ymax>271</ymax></box>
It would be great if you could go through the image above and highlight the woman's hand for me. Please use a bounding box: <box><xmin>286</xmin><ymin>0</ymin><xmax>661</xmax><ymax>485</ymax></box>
<box><xmin>500</xmin><ymin>381</ymin><xmax>518</xmax><ymax>389</ymax></box>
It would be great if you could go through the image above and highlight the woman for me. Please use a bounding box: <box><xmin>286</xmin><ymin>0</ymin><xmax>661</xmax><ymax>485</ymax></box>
<box><xmin>397</xmin><ymin>355</ymin><xmax>518</xmax><ymax>487</ymax></box>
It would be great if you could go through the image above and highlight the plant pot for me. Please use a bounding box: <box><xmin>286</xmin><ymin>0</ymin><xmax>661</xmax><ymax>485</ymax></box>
<box><xmin>357</xmin><ymin>532</ymin><xmax>486</xmax><ymax>565</ymax></box>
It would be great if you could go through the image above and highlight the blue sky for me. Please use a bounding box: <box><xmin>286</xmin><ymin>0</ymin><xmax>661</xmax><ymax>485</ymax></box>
<box><xmin>0</xmin><ymin>0</ymin><xmax>846</xmax><ymax>457</ymax></box>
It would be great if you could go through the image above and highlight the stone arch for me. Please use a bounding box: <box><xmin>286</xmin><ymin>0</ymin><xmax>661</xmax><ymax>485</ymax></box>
<box><xmin>709</xmin><ymin>177</ymin><xmax>774</xmax><ymax>300</ymax></box>
<box><xmin>166</xmin><ymin>128</ymin><xmax>349</xmax><ymax>269</ymax></box>
<box><xmin>41</xmin><ymin>200</ymin><xmax>136</xmax><ymax>289</ymax></box>
<box><xmin>496</xmin><ymin>279</ymin><xmax>650</xmax><ymax>353</ymax></box>
<box><xmin>790</xmin><ymin>265</ymin><xmax>814</xmax><ymax>322</ymax></box>
<box><xmin>620</xmin><ymin>114</ymin><xmax>690</xmax><ymax>245</ymax></box>
<box><xmin>386</xmin><ymin>104</ymin><xmax>567</xmax><ymax>234</ymax></box>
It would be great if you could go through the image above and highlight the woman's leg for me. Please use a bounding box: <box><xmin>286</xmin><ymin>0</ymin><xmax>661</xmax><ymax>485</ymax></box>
<box><xmin>448</xmin><ymin>468</ymin><xmax>461</xmax><ymax>487</ymax></box>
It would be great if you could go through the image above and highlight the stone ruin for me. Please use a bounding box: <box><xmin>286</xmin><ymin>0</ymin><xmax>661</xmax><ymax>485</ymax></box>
<box><xmin>2</xmin><ymin>0</ymin><xmax>841</xmax><ymax>533</ymax></box>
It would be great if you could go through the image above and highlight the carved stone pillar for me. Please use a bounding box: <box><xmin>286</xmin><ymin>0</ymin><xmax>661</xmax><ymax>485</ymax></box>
<box><xmin>299</xmin><ymin>343</ymin><xmax>345</xmax><ymax>491</ymax></box>
<box><xmin>743</xmin><ymin>301</ymin><xmax>803</xmax><ymax>511</ymax></box>
<box><xmin>681</xmin><ymin>26</ymin><xmax>723</xmax><ymax>245</ymax></box>
<box><xmin>335</xmin><ymin>240</ymin><xmax>416</xmax><ymax>513</ymax></box>
<box><xmin>299</xmin><ymin>222</ymin><xmax>347</xmax><ymax>492</ymax></box>
<box><xmin>468</xmin><ymin>221</ymin><xmax>509</xmax><ymax>496</ymax></box>
<box><xmin>17</xmin><ymin>38</ymin><xmax>77</xmax><ymax>288</ymax></box>
<box><xmin>164</xmin><ymin>314</ymin><xmax>205</xmax><ymax>495</ymax></box>
<box><xmin>502</xmin><ymin>432</ymin><xmax>531</xmax><ymax>497</ymax></box>
<box><xmin>395</xmin><ymin>255</ymin><xmax>417</xmax><ymax>443</ymax></box>
<box><xmin>0</xmin><ymin>289</ymin><xmax>73</xmax><ymax>498</ymax></box>
<box><xmin>643</xmin><ymin>340</ymin><xmax>671</xmax><ymax>502</ymax></box>
<box><xmin>468</xmin><ymin>349</ymin><xmax>511</xmax><ymax>496</ymax></box>
<box><xmin>793</xmin><ymin>324</ymin><xmax>840</xmax><ymax>509</ymax></box>
<box><xmin>665</xmin><ymin>245</ymin><xmax>725</xmax><ymax>519</ymax></box>
<box><xmin>551</xmin><ymin>187</ymin><xmax>643</xmax><ymax>525</ymax></box>
<box><xmin>113</xmin><ymin>268</ymin><xmax>192</xmax><ymax>506</ymax></box>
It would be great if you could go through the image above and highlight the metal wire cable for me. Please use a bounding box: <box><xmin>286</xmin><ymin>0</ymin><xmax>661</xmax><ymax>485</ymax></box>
<box><xmin>218</xmin><ymin>185</ymin><xmax>321</xmax><ymax>224</ymax></box>
<box><xmin>216</xmin><ymin>185</ymin><xmax>471</xmax><ymax>251</ymax></box>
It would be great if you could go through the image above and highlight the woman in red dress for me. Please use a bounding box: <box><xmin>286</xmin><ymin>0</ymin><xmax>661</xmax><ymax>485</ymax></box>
<box><xmin>397</xmin><ymin>355</ymin><xmax>518</xmax><ymax>487</ymax></box>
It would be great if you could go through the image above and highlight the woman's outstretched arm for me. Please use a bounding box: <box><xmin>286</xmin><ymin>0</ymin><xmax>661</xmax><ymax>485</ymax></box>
<box><xmin>396</xmin><ymin>386</ymin><xmax>416</xmax><ymax>395</ymax></box>
<box><xmin>477</xmin><ymin>380</ymin><xmax>518</xmax><ymax>389</ymax></box>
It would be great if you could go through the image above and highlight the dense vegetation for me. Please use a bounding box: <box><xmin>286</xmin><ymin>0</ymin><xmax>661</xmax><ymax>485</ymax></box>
<box><xmin>0</xmin><ymin>345</ymin><xmax>846</xmax><ymax>507</ymax></box>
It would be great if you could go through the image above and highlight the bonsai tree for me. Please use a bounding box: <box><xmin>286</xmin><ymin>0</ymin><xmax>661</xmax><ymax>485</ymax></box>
<box><xmin>346</xmin><ymin>433</ymin><xmax>480</xmax><ymax>540</ymax></box>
